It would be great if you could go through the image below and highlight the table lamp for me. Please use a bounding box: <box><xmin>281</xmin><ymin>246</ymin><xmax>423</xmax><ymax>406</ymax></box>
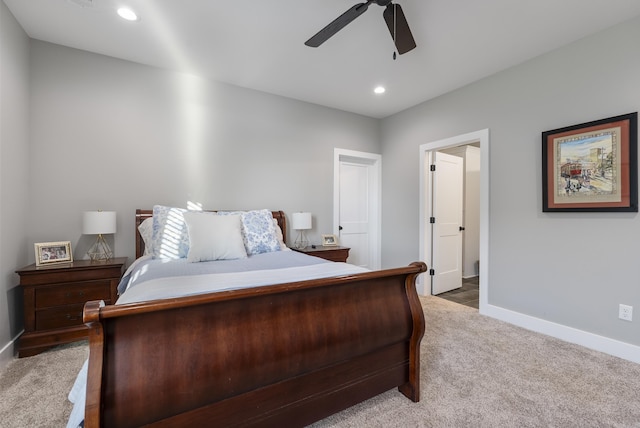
<box><xmin>83</xmin><ymin>211</ymin><xmax>116</xmax><ymax>261</ymax></box>
<box><xmin>291</xmin><ymin>212</ymin><xmax>312</xmax><ymax>250</ymax></box>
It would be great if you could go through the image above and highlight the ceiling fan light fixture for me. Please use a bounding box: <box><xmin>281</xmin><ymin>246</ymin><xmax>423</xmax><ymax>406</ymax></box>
<box><xmin>374</xmin><ymin>86</ymin><xmax>386</xmax><ymax>94</ymax></box>
<box><xmin>117</xmin><ymin>7</ymin><xmax>139</xmax><ymax>21</ymax></box>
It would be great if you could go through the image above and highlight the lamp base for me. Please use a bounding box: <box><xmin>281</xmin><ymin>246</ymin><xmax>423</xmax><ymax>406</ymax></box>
<box><xmin>87</xmin><ymin>234</ymin><xmax>113</xmax><ymax>261</ymax></box>
<box><xmin>294</xmin><ymin>231</ymin><xmax>309</xmax><ymax>250</ymax></box>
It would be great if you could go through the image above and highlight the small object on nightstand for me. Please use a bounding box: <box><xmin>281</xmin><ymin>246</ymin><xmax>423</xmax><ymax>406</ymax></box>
<box><xmin>34</xmin><ymin>241</ymin><xmax>73</xmax><ymax>266</ymax></box>
<box><xmin>16</xmin><ymin>257</ymin><xmax>127</xmax><ymax>357</ymax></box>
<box><xmin>321</xmin><ymin>234</ymin><xmax>338</xmax><ymax>246</ymax></box>
<box><xmin>292</xmin><ymin>246</ymin><xmax>350</xmax><ymax>263</ymax></box>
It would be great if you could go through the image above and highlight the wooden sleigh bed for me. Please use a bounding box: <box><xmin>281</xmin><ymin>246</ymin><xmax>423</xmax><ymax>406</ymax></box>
<box><xmin>82</xmin><ymin>209</ymin><xmax>427</xmax><ymax>427</ymax></box>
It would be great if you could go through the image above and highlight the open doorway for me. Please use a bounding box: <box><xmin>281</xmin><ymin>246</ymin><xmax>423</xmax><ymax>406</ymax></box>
<box><xmin>419</xmin><ymin>130</ymin><xmax>490</xmax><ymax>314</ymax></box>
<box><xmin>440</xmin><ymin>145</ymin><xmax>481</xmax><ymax>279</ymax></box>
<box><xmin>436</xmin><ymin>145</ymin><xmax>480</xmax><ymax>308</ymax></box>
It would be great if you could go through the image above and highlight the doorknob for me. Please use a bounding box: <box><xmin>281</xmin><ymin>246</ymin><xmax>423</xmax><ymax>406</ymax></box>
<box><xmin>339</xmin><ymin>225</ymin><xmax>343</xmax><ymax>231</ymax></box>
<box><xmin>459</xmin><ymin>226</ymin><xmax>465</xmax><ymax>231</ymax></box>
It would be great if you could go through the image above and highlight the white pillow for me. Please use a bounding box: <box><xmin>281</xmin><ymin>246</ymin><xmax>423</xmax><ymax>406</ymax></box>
<box><xmin>138</xmin><ymin>217</ymin><xmax>154</xmax><ymax>255</ymax></box>
<box><xmin>183</xmin><ymin>212</ymin><xmax>247</xmax><ymax>262</ymax></box>
<box><xmin>273</xmin><ymin>219</ymin><xmax>290</xmax><ymax>251</ymax></box>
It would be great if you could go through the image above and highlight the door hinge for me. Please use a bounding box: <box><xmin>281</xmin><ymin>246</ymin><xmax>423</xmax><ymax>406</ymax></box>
<box><xmin>429</xmin><ymin>269</ymin><xmax>435</xmax><ymax>276</ymax></box>
<box><xmin>429</xmin><ymin>217</ymin><xmax>435</xmax><ymax>223</ymax></box>
<box><xmin>430</xmin><ymin>164</ymin><xmax>436</xmax><ymax>172</ymax></box>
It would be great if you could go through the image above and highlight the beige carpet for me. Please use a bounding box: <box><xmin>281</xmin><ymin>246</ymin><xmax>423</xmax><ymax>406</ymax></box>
<box><xmin>0</xmin><ymin>340</ymin><xmax>88</xmax><ymax>427</ymax></box>
<box><xmin>1</xmin><ymin>296</ymin><xmax>639</xmax><ymax>428</ymax></box>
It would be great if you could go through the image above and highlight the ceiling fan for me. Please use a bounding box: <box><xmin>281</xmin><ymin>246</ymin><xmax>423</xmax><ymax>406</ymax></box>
<box><xmin>305</xmin><ymin>0</ymin><xmax>416</xmax><ymax>55</ymax></box>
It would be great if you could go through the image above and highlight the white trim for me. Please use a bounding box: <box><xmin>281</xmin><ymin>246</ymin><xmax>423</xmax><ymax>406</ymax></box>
<box><xmin>484</xmin><ymin>304</ymin><xmax>640</xmax><ymax>364</ymax></box>
<box><xmin>334</xmin><ymin>148</ymin><xmax>382</xmax><ymax>270</ymax></box>
<box><xmin>419</xmin><ymin>129</ymin><xmax>490</xmax><ymax>314</ymax></box>
<box><xmin>0</xmin><ymin>330</ymin><xmax>22</xmax><ymax>372</ymax></box>
<box><xmin>419</xmin><ymin>131</ymin><xmax>640</xmax><ymax>364</ymax></box>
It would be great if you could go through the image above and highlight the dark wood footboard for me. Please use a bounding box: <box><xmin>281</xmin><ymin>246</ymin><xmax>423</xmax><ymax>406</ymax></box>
<box><xmin>83</xmin><ymin>262</ymin><xmax>426</xmax><ymax>427</ymax></box>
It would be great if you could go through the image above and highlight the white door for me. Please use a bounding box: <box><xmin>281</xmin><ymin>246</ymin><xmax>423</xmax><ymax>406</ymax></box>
<box><xmin>431</xmin><ymin>152</ymin><xmax>464</xmax><ymax>294</ymax></box>
<box><xmin>334</xmin><ymin>149</ymin><xmax>381</xmax><ymax>270</ymax></box>
<box><xmin>339</xmin><ymin>162</ymin><xmax>370</xmax><ymax>267</ymax></box>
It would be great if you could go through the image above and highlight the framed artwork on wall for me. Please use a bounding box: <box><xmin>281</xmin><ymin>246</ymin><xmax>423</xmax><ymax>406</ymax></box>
<box><xmin>542</xmin><ymin>112</ymin><xmax>638</xmax><ymax>212</ymax></box>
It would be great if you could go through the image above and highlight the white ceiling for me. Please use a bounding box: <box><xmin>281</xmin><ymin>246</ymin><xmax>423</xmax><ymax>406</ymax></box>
<box><xmin>5</xmin><ymin>0</ymin><xmax>640</xmax><ymax>118</ymax></box>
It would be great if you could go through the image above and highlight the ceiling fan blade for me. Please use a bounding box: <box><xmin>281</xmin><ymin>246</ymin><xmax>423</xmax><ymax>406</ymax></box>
<box><xmin>305</xmin><ymin>2</ymin><xmax>371</xmax><ymax>48</ymax></box>
<box><xmin>383</xmin><ymin>3</ymin><xmax>417</xmax><ymax>55</ymax></box>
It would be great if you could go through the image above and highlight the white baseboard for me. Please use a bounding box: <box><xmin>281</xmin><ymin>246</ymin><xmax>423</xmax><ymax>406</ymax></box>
<box><xmin>482</xmin><ymin>304</ymin><xmax>640</xmax><ymax>364</ymax></box>
<box><xmin>0</xmin><ymin>330</ymin><xmax>23</xmax><ymax>372</ymax></box>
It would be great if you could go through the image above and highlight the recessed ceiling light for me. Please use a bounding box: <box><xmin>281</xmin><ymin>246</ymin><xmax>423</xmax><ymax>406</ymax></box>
<box><xmin>117</xmin><ymin>7</ymin><xmax>139</xmax><ymax>21</ymax></box>
<box><xmin>374</xmin><ymin>86</ymin><xmax>386</xmax><ymax>94</ymax></box>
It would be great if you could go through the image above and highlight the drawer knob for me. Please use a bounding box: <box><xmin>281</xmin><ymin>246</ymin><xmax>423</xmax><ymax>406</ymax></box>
<box><xmin>66</xmin><ymin>291</ymin><xmax>84</xmax><ymax>297</ymax></box>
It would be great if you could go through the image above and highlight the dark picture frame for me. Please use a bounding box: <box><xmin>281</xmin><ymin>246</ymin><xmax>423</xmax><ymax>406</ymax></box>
<box><xmin>542</xmin><ymin>112</ymin><xmax>638</xmax><ymax>212</ymax></box>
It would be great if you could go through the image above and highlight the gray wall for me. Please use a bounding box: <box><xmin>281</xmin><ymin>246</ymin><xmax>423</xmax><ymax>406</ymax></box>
<box><xmin>0</xmin><ymin>35</ymin><xmax>380</xmax><ymax>365</ymax></box>
<box><xmin>380</xmin><ymin>16</ymin><xmax>640</xmax><ymax>348</ymax></box>
<box><xmin>0</xmin><ymin>2</ymin><xmax>30</xmax><ymax>369</ymax></box>
<box><xmin>27</xmin><ymin>40</ymin><xmax>380</xmax><ymax>263</ymax></box>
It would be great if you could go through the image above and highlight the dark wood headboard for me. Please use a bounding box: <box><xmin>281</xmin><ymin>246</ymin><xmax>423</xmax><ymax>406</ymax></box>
<box><xmin>135</xmin><ymin>209</ymin><xmax>287</xmax><ymax>259</ymax></box>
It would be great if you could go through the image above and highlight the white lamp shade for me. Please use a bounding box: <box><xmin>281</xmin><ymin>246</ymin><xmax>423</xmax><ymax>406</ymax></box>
<box><xmin>291</xmin><ymin>212</ymin><xmax>312</xmax><ymax>230</ymax></box>
<box><xmin>83</xmin><ymin>211</ymin><xmax>117</xmax><ymax>235</ymax></box>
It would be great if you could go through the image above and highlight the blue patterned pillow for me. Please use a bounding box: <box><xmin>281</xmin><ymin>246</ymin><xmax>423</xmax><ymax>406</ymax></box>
<box><xmin>151</xmin><ymin>205</ymin><xmax>191</xmax><ymax>259</ymax></box>
<box><xmin>218</xmin><ymin>209</ymin><xmax>280</xmax><ymax>255</ymax></box>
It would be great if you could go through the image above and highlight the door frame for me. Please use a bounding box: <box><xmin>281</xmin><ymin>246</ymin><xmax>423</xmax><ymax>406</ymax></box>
<box><xmin>334</xmin><ymin>148</ymin><xmax>381</xmax><ymax>270</ymax></box>
<box><xmin>419</xmin><ymin>129</ymin><xmax>490</xmax><ymax>314</ymax></box>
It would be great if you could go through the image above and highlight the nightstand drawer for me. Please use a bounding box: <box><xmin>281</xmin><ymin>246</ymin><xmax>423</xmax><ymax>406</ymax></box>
<box><xmin>35</xmin><ymin>281</ymin><xmax>111</xmax><ymax>309</ymax></box>
<box><xmin>315</xmin><ymin>252</ymin><xmax>347</xmax><ymax>262</ymax></box>
<box><xmin>36</xmin><ymin>304</ymin><xmax>85</xmax><ymax>330</ymax></box>
<box><xmin>292</xmin><ymin>246</ymin><xmax>350</xmax><ymax>263</ymax></box>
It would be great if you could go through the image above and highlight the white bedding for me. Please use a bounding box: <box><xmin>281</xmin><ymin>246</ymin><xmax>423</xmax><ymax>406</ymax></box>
<box><xmin>66</xmin><ymin>253</ymin><xmax>368</xmax><ymax>428</ymax></box>
<box><xmin>117</xmin><ymin>262</ymin><xmax>367</xmax><ymax>304</ymax></box>
<box><xmin>117</xmin><ymin>250</ymin><xmax>343</xmax><ymax>295</ymax></box>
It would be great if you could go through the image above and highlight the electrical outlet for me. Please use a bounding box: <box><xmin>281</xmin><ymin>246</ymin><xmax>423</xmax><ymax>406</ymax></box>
<box><xmin>619</xmin><ymin>304</ymin><xmax>633</xmax><ymax>322</ymax></box>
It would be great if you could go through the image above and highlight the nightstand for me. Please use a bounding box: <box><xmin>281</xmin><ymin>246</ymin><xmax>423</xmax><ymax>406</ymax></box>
<box><xmin>292</xmin><ymin>246</ymin><xmax>350</xmax><ymax>262</ymax></box>
<box><xmin>16</xmin><ymin>257</ymin><xmax>127</xmax><ymax>357</ymax></box>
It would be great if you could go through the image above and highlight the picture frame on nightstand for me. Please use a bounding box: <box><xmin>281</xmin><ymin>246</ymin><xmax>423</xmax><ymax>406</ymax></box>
<box><xmin>34</xmin><ymin>241</ymin><xmax>73</xmax><ymax>266</ymax></box>
<box><xmin>321</xmin><ymin>234</ymin><xmax>338</xmax><ymax>246</ymax></box>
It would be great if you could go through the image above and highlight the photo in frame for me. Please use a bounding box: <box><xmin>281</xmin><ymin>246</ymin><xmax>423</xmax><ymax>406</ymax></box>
<box><xmin>542</xmin><ymin>112</ymin><xmax>638</xmax><ymax>212</ymax></box>
<box><xmin>34</xmin><ymin>241</ymin><xmax>73</xmax><ymax>266</ymax></box>
<box><xmin>321</xmin><ymin>234</ymin><xmax>338</xmax><ymax>246</ymax></box>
